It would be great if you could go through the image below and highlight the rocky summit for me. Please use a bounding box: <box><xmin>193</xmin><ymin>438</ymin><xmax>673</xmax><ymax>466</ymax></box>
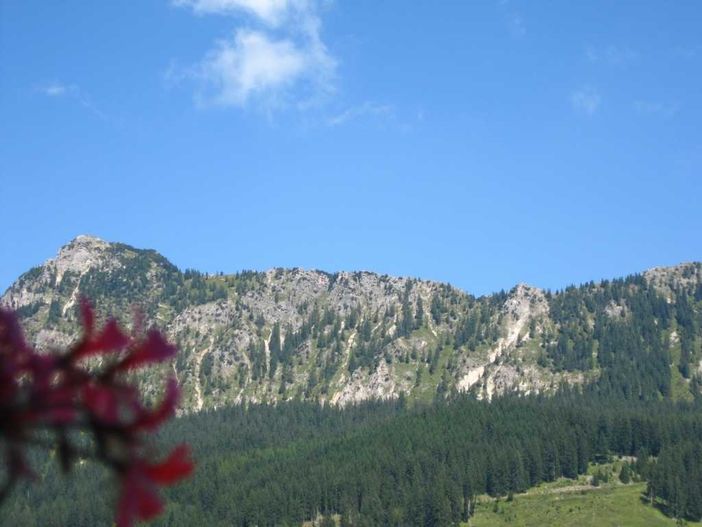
<box><xmin>3</xmin><ymin>236</ymin><xmax>702</xmax><ymax>411</ymax></box>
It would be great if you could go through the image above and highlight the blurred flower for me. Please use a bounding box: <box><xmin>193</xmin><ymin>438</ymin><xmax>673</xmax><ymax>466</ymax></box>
<box><xmin>0</xmin><ymin>299</ymin><xmax>193</xmax><ymax>526</ymax></box>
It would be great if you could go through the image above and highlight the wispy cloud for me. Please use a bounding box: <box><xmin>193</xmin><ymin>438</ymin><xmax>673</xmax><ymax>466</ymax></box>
<box><xmin>174</xmin><ymin>0</ymin><xmax>291</xmax><ymax>26</ymax></box>
<box><xmin>634</xmin><ymin>100</ymin><xmax>679</xmax><ymax>118</ymax></box>
<box><xmin>498</xmin><ymin>1</ymin><xmax>526</xmax><ymax>39</ymax></box>
<box><xmin>195</xmin><ymin>30</ymin><xmax>311</xmax><ymax>107</ymax></box>
<box><xmin>585</xmin><ymin>45</ymin><xmax>638</xmax><ymax>65</ymax></box>
<box><xmin>174</xmin><ymin>0</ymin><xmax>335</xmax><ymax>110</ymax></box>
<box><xmin>672</xmin><ymin>46</ymin><xmax>700</xmax><ymax>59</ymax></box>
<box><xmin>570</xmin><ymin>86</ymin><xmax>601</xmax><ymax>115</ymax></box>
<box><xmin>508</xmin><ymin>13</ymin><xmax>526</xmax><ymax>38</ymax></box>
<box><xmin>38</xmin><ymin>82</ymin><xmax>69</xmax><ymax>97</ymax></box>
<box><xmin>327</xmin><ymin>102</ymin><xmax>393</xmax><ymax>127</ymax></box>
<box><xmin>35</xmin><ymin>81</ymin><xmax>108</xmax><ymax>120</ymax></box>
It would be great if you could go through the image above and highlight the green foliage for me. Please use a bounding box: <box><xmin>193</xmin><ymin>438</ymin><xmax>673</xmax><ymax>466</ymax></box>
<box><xmin>650</xmin><ymin>441</ymin><xmax>702</xmax><ymax>520</ymax></box>
<box><xmin>619</xmin><ymin>463</ymin><xmax>632</xmax><ymax>484</ymax></box>
<box><xmin>6</xmin><ymin>393</ymin><xmax>702</xmax><ymax>526</ymax></box>
<box><xmin>542</xmin><ymin>274</ymin><xmax>702</xmax><ymax>401</ymax></box>
<box><xmin>14</xmin><ymin>302</ymin><xmax>42</xmax><ymax>319</ymax></box>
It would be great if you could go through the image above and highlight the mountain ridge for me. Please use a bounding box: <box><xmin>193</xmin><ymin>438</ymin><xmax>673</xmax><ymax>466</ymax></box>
<box><xmin>6</xmin><ymin>234</ymin><xmax>701</xmax><ymax>299</ymax></box>
<box><xmin>2</xmin><ymin>236</ymin><xmax>702</xmax><ymax>409</ymax></box>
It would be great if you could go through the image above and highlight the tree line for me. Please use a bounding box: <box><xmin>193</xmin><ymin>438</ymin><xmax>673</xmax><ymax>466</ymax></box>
<box><xmin>3</xmin><ymin>391</ymin><xmax>702</xmax><ymax>526</ymax></box>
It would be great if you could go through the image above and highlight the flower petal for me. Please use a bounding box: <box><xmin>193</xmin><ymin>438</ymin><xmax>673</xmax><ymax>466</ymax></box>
<box><xmin>74</xmin><ymin>318</ymin><xmax>129</xmax><ymax>360</ymax></box>
<box><xmin>143</xmin><ymin>445</ymin><xmax>194</xmax><ymax>485</ymax></box>
<box><xmin>116</xmin><ymin>330</ymin><xmax>177</xmax><ymax>372</ymax></box>
<box><xmin>133</xmin><ymin>377</ymin><xmax>180</xmax><ymax>431</ymax></box>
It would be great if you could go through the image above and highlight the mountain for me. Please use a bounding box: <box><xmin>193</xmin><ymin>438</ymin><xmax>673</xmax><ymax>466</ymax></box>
<box><xmin>2</xmin><ymin>235</ymin><xmax>702</xmax><ymax>410</ymax></box>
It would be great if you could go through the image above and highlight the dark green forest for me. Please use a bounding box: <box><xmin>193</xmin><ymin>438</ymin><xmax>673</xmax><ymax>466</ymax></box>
<box><xmin>3</xmin><ymin>392</ymin><xmax>702</xmax><ymax>526</ymax></box>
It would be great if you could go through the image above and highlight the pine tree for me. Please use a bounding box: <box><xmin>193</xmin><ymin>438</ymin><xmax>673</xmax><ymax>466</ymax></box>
<box><xmin>415</xmin><ymin>296</ymin><xmax>424</xmax><ymax>329</ymax></box>
<box><xmin>619</xmin><ymin>463</ymin><xmax>631</xmax><ymax>484</ymax></box>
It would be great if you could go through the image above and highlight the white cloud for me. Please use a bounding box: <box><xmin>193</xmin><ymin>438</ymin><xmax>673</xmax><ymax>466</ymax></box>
<box><xmin>35</xmin><ymin>81</ymin><xmax>108</xmax><ymax>120</ymax></box>
<box><xmin>175</xmin><ymin>0</ymin><xmax>291</xmax><ymax>25</ymax></box>
<box><xmin>175</xmin><ymin>0</ymin><xmax>335</xmax><ymax>109</ymax></box>
<box><xmin>585</xmin><ymin>45</ymin><xmax>638</xmax><ymax>65</ymax></box>
<box><xmin>198</xmin><ymin>30</ymin><xmax>307</xmax><ymax>106</ymax></box>
<box><xmin>39</xmin><ymin>82</ymin><xmax>70</xmax><ymax>97</ymax></box>
<box><xmin>570</xmin><ymin>86</ymin><xmax>601</xmax><ymax>115</ymax></box>
<box><xmin>508</xmin><ymin>13</ymin><xmax>526</xmax><ymax>38</ymax></box>
<box><xmin>498</xmin><ymin>0</ymin><xmax>526</xmax><ymax>39</ymax></box>
<box><xmin>327</xmin><ymin>102</ymin><xmax>393</xmax><ymax>126</ymax></box>
<box><xmin>672</xmin><ymin>46</ymin><xmax>700</xmax><ymax>59</ymax></box>
<box><xmin>634</xmin><ymin>100</ymin><xmax>679</xmax><ymax>118</ymax></box>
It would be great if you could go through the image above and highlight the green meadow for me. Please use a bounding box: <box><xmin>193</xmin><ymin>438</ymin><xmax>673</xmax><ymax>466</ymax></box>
<box><xmin>468</xmin><ymin>482</ymin><xmax>701</xmax><ymax>527</ymax></box>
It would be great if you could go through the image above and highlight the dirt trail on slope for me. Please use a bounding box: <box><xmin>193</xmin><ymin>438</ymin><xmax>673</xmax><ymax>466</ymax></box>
<box><xmin>457</xmin><ymin>286</ymin><xmax>537</xmax><ymax>394</ymax></box>
<box><xmin>263</xmin><ymin>331</ymin><xmax>272</xmax><ymax>373</ymax></box>
<box><xmin>192</xmin><ymin>338</ymin><xmax>213</xmax><ymax>412</ymax></box>
<box><xmin>329</xmin><ymin>329</ymin><xmax>357</xmax><ymax>405</ymax></box>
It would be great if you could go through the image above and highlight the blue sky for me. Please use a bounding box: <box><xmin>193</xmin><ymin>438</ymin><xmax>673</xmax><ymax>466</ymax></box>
<box><xmin>1</xmin><ymin>0</ymin><xmax>701</xmax><ymax>296</ymax></box>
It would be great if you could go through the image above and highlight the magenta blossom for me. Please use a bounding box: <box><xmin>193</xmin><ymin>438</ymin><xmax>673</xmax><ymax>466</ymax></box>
<box><xmin>0</xmin><ymin>299</ymin><xmax>194</xmax><ymax>526</ymax></box>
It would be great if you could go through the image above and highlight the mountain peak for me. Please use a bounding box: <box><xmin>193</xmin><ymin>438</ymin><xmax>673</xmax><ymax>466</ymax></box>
<box><xmin>53</xmin><ymin>235</ymin><xmax>111</xmax><ymax>283</ymax></box>
<box><xmin>59</xmin><ymin>234</ymin><xmax>108</xmax><ymax>255</ymax></box>
<box><xmin>72</xmin><ymin>234</ymin><xmax>105</xmax><ymax>244</ymax></box>
<box><xmin>512</xmin><ymin>282</ymin><xmax>541</xmax><ymax>294</ymax></box>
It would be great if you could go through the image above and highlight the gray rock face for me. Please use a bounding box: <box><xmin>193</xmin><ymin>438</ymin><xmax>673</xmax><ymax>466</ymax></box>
<box><xmin>644</xmin><ymin>263</ymin><xmax>702</xmax><ymax>300</ymax></box>
<box><xmin>2</xmin><ymin>237</ymin><xmax>701</xmax><ymax>411</ymax></box>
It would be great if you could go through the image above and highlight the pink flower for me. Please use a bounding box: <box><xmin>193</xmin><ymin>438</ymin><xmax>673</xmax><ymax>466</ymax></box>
<box><xmin>0</xmin><ymin>300</ymin><xmax>193</xmax><ymax>526</ymax></box>
<box><xmin>116</xmin><ymin>445</ymin><xmax>194</xmax><ymax>527</ymax></box>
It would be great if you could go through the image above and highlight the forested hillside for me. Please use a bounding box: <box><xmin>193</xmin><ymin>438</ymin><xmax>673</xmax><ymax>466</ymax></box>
<box><xmin>2</xmin><ymin>236</ymin><xmax>702</xmax><ymax>409</ymax></box>
<box><xmin>3</xmin><ymin>393</ymin><xmax>702</xmax><ymax>526</ymax></box>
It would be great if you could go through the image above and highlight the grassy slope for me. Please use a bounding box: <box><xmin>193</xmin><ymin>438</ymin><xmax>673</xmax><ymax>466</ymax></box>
<box><xmin>467</xmin><ymin>483</ymin><xmax>702</xmax><ymax>527</ymax></box>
